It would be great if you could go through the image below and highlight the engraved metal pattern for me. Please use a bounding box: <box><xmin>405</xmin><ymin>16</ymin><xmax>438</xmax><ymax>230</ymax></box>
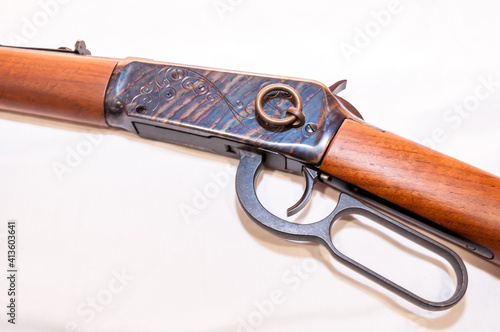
<box><xmin>129</xmin><ymin>67</ymin><xmax>249</xmax><ymax>126</ymax></box>
<box><xmin>104</xmin><ymin>61</ymin><xmax>348</xmax><ymax>164</ymax></box>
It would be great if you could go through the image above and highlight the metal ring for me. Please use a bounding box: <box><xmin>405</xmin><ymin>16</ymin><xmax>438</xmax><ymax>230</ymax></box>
<box><xmin>255</xmin><ymin>83</ymin><xmax>305</xmax><ymax>127</ymax></box>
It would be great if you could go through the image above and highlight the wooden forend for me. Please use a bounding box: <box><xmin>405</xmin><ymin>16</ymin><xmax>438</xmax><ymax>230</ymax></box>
<box><xmin>320</xmin><ymin>119</ymin><xmax>500</xmax><ymax>264</ymax></box>
<box><xmin>0</xmin><ymin>47</ymin><xmax>118</xmax><ymax>126</ymax></box>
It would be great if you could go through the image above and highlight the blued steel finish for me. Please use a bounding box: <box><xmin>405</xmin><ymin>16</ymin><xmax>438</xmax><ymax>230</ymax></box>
<box><xmin>235</xmin><ymin>150</ymin><xmax>468</xmax><ymax>311</ymax></box>
<box><xmin>104</xmin><ymin>60</ymin><xmax>347</xmax><ymax>166</ymax></box>
<box><xmin>286</xmin><ymin>167</ymin><xmax>318</xmax><ymax>216</ymax></box>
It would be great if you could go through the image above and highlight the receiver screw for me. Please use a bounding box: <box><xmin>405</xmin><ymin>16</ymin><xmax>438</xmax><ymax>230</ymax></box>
<box><xmin>136</xmin><ymin>105</ymin><xmax>147</xmax><ymax>114</ymax></box>
<box><xmin>305</xmin><ymin>123</ymin><xmax>317</xmax><ymax>133</ymax></box>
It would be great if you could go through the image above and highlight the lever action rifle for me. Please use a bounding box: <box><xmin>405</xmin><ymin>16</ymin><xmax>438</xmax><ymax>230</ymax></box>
<box><xmin>1</xmin><ymin>41</ymin><xmax>499</xmax><ymax>311</ymax></box>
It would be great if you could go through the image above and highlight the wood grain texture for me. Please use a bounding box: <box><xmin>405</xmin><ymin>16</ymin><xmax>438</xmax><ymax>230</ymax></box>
<box><xmin>0</xmin><ymin>47</ymin><xmax>118</xmax><ymax>126</ymax></box>
<box><xmin>320</xmin><ymin>119</ymin><xmax>500</xmax><ymax>264</ymax></box>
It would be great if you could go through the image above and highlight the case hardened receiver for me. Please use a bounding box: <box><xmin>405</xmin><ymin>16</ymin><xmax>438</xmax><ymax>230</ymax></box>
<box><xmin>235</xmin><ymin>149</ymin><xmax>467</xmax><ymax>311</ymax></box>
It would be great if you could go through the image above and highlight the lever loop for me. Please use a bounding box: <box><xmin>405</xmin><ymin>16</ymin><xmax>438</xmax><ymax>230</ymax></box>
<box><xmin>235</xmin><ymin>149</ymin><xmax>467</xmax><ymax>311</ymax></box>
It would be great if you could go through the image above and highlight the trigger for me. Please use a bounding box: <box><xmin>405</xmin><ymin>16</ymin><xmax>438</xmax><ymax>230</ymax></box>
<box><xmin>287</xmin><ymin>167</ymin><xmax>318</xmax><ymax>217</ymax></box>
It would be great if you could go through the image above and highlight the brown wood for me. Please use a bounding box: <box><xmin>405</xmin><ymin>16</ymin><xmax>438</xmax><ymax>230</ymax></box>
<box><xmin>0</xmin><ymin>47</ymin><xmax>118</xmax><ymax>126</ymax></box>
<box><xmin>320</xmin><ymin>119</ymin><xmax>500</xmax><ymax>265</ymax></box>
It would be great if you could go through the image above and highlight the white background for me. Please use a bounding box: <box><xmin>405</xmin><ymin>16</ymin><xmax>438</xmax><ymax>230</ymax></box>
<box><xmin>1</xmin><ymin>0</ymin><xmax>500</xmax><ymax>331</ymax></box>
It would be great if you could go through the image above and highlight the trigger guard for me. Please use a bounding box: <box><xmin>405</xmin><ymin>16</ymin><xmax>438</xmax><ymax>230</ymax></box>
<box><xmin>235</xmin><ymin>149</ymin><xmax>334</xmax><ymax>243</ymax></box>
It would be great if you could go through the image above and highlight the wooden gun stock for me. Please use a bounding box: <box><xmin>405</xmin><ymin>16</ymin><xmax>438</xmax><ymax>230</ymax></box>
<box><xmin>320</xmin><ymin>119</ymin><xmax>500</xmax><ymax>264</ymax></box>
<box><xmin>0</xmin><ymin>46</ymin><xmax>117</xmax><ymax>126</ymax></box>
